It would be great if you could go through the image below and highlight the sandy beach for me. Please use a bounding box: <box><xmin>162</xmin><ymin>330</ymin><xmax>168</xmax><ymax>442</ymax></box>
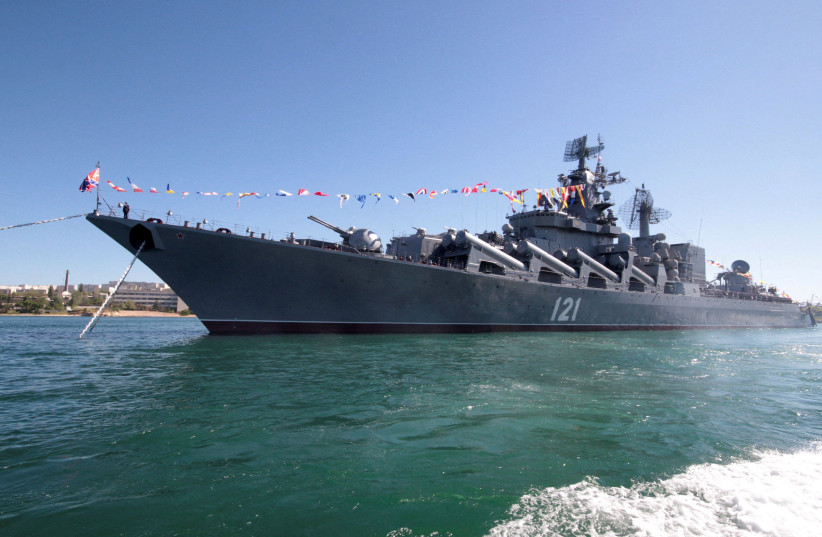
<box><xmin>112</xmin><ymin>310</ymin><xmax>192</xmax><ymax>317</ymax></box>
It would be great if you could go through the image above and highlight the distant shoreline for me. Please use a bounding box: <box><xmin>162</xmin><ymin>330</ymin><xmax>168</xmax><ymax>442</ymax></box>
<box><xmin>108</xmin><ymin>310</ymin><xmax>194</xmax><ymax>318</ymax></box>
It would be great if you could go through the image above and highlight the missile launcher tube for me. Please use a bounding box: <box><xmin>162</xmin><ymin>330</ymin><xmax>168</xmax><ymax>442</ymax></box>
<box><xmin>629</xmin><ymin>265</ymin><xmax>656</xmax><ymax>286</ymax></box>
<box><xmin>567</xmin><ymin>248</ymin><xmax>620</xmax><ymax>282</ymax></box>
<box><xmin>459</xmin><ymin>231</ymin><xmax>526</xmax><ymax>271</ymax></box>
<box><xmin>519</xmin><ymin>240</ymin><xmax>579</xmax><ymax>278</ymax></box>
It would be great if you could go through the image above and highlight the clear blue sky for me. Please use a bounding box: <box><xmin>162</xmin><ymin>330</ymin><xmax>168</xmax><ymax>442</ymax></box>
<box><xmin>2</xmin><ymin>1</ymin><xmax>820</xmax><ymax>301</ymax></box>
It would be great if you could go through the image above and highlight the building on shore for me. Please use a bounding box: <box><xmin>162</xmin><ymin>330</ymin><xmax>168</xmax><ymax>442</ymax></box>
<box><xmin>0</xmin><ymin>281</ymin><xmax>188</xmax><ymax>313</ymax></box>
<box><xmin>0</xmin><ymin>284</ymin><xmax>51</xmax><ymax>294</ymax></box>
<box><xmin>108</xmin><ymin>284</ymin><xmax>187</xmax><ymax>312</ymax></box>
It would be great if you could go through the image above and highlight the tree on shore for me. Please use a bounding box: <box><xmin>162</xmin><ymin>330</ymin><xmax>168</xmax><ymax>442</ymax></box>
<box><xmin>0</xmin><ymin>291</ymin><xmax>13</xmax><ymax>313</ymax></box>
<box><xmin>20</xmin><ymin>296</ymin><xmax>47</xmax><ymax>314</ymax></box>
<box><xmin>69</xmin><ymin>289</ymin><xmax>80</xmax><ymax>307</ymax></box>
<box><xmin>89</xmin><ymin>290</ymin><xmax>104</xmax><ymax>306</ymax></box>
<box><xmin>50</xmin><ymin>294</ymin><xmax>65</xmax><ymax>311</ymax></box>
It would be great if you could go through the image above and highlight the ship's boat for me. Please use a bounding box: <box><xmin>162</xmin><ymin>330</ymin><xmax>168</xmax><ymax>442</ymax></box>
<box><xmin>87</xmin><ymin>136</ymin><xmax>812</xmax><ymax>334</ymax></box>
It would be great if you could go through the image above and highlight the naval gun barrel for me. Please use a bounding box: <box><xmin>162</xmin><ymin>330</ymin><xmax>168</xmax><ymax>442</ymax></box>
<box><xmin>518</xmin><ymin>240</ymin><xmax>578</xmax><ymax>278</ymax></box>
<box><xmin>567</xmin><ymin>248</ymin><xmax>620</xmax><ymax>282</ymax></box>
<box><xmin>308</xmin><ymin>215</ymin><xmax>351</xmax><ymax>239</ymax></box>
<box><xmin>458</xmin><ymin>230</ymin><xmax>526</xmax><ymax>271</ymax></box>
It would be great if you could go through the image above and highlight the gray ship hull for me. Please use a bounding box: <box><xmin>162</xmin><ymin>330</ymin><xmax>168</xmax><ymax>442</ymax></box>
<box><xmin>87</xmin><ymin>215</ymin><xmax>811</xmax><ymax>334</ymax></box>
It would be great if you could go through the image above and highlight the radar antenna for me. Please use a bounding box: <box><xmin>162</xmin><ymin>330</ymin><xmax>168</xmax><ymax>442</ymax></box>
<box><xmin>560</xmin><ymin>134</ymin><xmax>626</xmax><ymax>188</ymax></box>
<box><xmin>617</xmin><ymin>184</ymin><xmax>671</xmax><ymax>237</ymax></box>
<box><xmin>563</xmin><ymin>135</ymin><xmax>604</xmax><ymax>171</ymax></box>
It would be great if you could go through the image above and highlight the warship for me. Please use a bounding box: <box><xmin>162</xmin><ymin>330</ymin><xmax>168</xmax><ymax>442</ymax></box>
<box><xmin>87</xmin><ymin>136</ymin><xmax>814</xmax><ymax>334</ymax></box>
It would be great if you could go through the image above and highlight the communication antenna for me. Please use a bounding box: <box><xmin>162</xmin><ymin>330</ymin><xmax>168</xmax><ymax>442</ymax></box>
<box><xmin>618</xmin><ymin>184</ymin><xmax>671</xmax><ymax>237</ymax></box>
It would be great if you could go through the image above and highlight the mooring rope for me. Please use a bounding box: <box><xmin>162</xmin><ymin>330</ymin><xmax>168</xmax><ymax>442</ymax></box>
<box><xmin>0</xmin><ymin>214</ymin><xmax>85</xmax><ymax>231</ymax></box>
<box><xmin>79</xmin><ymin>241</ymin><xmax>147</xmax><ymax>339</ymax></box>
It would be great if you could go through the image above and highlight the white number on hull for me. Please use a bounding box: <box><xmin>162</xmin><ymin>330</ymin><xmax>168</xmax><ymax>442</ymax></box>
<box><xmin>550</xmin><ymin>297</ymin><xmax>581</xmax><ymax>322</ymax></box>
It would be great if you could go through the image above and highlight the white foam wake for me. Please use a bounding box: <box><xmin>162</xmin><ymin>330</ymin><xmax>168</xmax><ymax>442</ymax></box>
<box><xmin>487</xmin><ymin>443</ymin><xmax>822</xmax><ymax>537</ymax></box>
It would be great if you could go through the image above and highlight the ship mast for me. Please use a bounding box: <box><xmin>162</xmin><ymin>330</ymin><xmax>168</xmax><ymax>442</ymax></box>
<box><xmin>559</xmin><ymin>134</ymin><xmax>624</xmax><ymax>222</ymax></box>
<box><xmin>95</xmin><ymin>161</ymin><xmax>101</xmax><ymax>211</ymax></box>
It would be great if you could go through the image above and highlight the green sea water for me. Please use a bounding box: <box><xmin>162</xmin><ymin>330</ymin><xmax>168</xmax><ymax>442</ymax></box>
<box><xmin>1</xmin><ymin>316</ymin><xmax>821</xmax><ymax>536</ymax></box>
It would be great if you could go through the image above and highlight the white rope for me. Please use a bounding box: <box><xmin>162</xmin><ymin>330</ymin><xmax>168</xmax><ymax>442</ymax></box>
<box><xmin>79</xmin><ymin>241</ymin><xmax>146</xmax><ymax>338</ymax></box>
<box><xmin>0</xmin><ymin>214</ymin><xmax>85</xmax><ymax>231</ymax></box>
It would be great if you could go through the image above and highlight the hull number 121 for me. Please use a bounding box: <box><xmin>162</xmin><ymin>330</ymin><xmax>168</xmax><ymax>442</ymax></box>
<box><xmin>550</xmin><ymin>297</ymin><xmax>581</xmax><ymax>322</ymax></box>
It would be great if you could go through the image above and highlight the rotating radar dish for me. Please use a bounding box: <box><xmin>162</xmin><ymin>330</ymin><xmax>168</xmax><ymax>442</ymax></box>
<box><xmin>563</xmin><ymin>134</ymin><xmax>605</xmax><ymax>169</ymax></box>
<box><xmin>617</xmin><ymin>184</ymin><xmax>671</xmax><ymax>237</ymax></box>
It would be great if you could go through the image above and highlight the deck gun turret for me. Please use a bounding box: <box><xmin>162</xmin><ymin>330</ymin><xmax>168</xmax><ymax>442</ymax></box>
<box><xmin>308</xmin><ymin>215</ymin><xmax>382</xmax><ymax>253</ymax></box>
